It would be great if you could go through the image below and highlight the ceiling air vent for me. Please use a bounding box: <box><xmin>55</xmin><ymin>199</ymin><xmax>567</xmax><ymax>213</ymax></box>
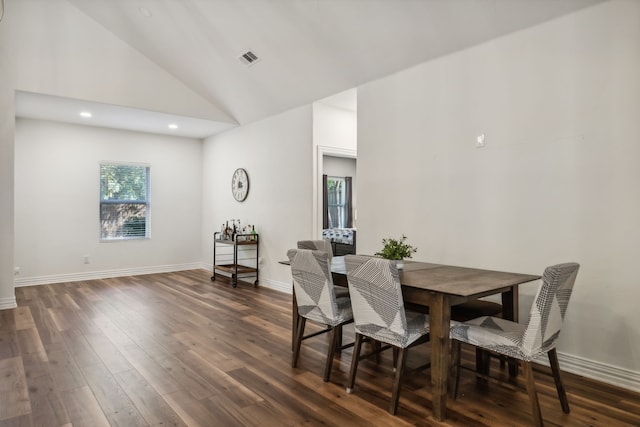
<box><xmin>238</xmin><ymin>50</ymin><xmax>260</xmax><ymax>66</ymax></box>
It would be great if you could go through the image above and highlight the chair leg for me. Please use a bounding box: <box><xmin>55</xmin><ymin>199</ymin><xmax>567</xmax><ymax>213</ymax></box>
<box><xmin>475</xmin><ymin>348</ymin><xmax>483</xmax><ymax>373</ymax></box>
<box><xmin>374</xmin><ymin>340</ymin><xmax>382</xmax><ymax>364</ymax></box>
<box><xmin>346</xmin><ymin>333</ymin><xmax>365</xmax><ymax>393</ymax></box>
<box><xmin>292</xmin><ymin>316</ymin><xmax>306</xmax><ymax>368</ymax></box>
<box><xmin>334</xmin><ymin>325</ymin><xmax>343</xmax><ymax>352</ymax></box>
<box><xmin>499</xmin><ymin>355</ymin><xmax>507</xmax><ymax>368</ymax></box>
<box><xmin>508</xmin><ymin>357</ymin><xmax>519</xmax><ymax>377</ymax></box>
<box><xmin>522</xmin><ymin>361</ymin><xmax>543</xmax><ymax>427</ymax></box>
<box><xmin>389</xmin><ymin>347</ymin><xmax>408</xmax><ymax>415</ymax></box>
<box><xmin>548</xmin><ymin>348</ymin><xmax>570</xmax><ymax>414</ymax></box>
<box><xmin>477</xmin><ymin>348</ymin><xmax>491</xmax><ymax>383</ymax></box>
<box><xmin>392</xmin><ymin>347</ymin><xmax>399</xmax><ymax>370</ymax></box>
<box><xmin>323</xmin><ymin>326</ymin><xmax>339</xmax><ymax>382</ymax></box>
<box><xmin>449</xmin><ymin>340</ymin><xmax>461</xmax><ymax>399</ymax></box>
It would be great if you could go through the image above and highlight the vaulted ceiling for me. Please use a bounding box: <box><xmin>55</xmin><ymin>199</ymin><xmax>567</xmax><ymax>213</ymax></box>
<box><xmin>15</xmin><ymin>0</ymin><xmax>604</xmax><ymax>138</ymax></box>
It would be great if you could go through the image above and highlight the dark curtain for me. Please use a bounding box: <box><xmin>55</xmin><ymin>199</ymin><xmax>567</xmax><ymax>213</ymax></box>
<box><xmin>322</xmin><ymin>174</ymin><xmax>329</xmax><ymax>229</ymax></box>
<box><xmin>345</xmin><ymin>176</ymin><xmax>353</xmax><ymax>228</ymax></box>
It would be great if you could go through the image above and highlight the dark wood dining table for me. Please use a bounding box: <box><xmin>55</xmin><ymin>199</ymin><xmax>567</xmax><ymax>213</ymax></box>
<box><xmin>285</xmin><ymin>257</ymin><xmax>540</xmax><ymax>421</ymax></box>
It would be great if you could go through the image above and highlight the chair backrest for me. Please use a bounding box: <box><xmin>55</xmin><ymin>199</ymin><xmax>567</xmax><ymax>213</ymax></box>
<box><xmin>297</xmin><ymin>240</ymin><xmax>333</xmax><ymax>259</ymax></box>
<box><xmin>345</xmin><ymin>255</ymin><xmax>410</xmax><ymax>347</ymax></box>
<box><xmin>287</xmin><ymin>249</ymin><xmax>347</xmax><ymax>326</ymax></box>
<box><xmin>522</xmin><ymin>262</ymin><xmax>580</xmax><ymax>356</ymax></box>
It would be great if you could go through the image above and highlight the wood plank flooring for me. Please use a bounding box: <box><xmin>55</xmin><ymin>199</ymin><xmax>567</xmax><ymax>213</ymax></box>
<box><xmin>1</xmin><ymin>270</ymin><xmax>639</xmax><ymax>426</ymax></box>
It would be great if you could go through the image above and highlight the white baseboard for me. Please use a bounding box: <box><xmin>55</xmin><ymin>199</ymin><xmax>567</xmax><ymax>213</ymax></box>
<box><xmin>255</xmin><ymin>278</ymin><xmax>292</xmax><ymax>294</ymax></box>
<box><xmin>13</xmin><ymin>262</ymin><xmax>203</xmax><ymax>287</ymax></box>
<box><xmin>0</xmin><ymin>296</ymin><xmax>17</xmax><ymax>309</ymax></box>
<box><xmin>554</xmin><ymin>351</ymin><xmax>640</xmax><ymax>393</ymax></box>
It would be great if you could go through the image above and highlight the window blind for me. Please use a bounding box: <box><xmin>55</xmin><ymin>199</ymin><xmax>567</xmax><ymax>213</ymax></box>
<box><xmin>100</xmin><ymin>163</ymin><xmax>150</xmax><ymax>240</ymax></box>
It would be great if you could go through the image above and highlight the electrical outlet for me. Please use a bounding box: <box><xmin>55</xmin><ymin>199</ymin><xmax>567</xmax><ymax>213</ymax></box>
<box><xmin>83</xmin><ymin>255</ymin><xmax>90</xmax><ymax>264</ymax></box>
<box><xmin>475</xmin><ymin>133</ymin><xmax>486</xmax><ymax>148</ymax></box>
<box><xmin>14</xmin><ymin>267</ymin><xmax>20</xmax><ymax>276</ymax></box>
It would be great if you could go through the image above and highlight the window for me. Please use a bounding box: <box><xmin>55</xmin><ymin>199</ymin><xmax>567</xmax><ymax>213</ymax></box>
<box><xmin>100</xmin><ymin>163</ymin><xmax>150</xmax><ymax>240</ymax></box>
<box><xmin>326</xmin><ymin>176</ymin><xmax>350</xmax><ymax>228</ymax></box>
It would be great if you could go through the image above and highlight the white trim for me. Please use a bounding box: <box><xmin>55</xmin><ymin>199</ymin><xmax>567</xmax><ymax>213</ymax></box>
<box><xmin>532</xmin><ymin>351</ymin><xmax>640</xmax><ymax>393</ymax></box>
<box><xmin>13</xmin><ymin>262</ymin><xmax>202</xmax><ymax>287</ymax></box>
<box><xmin>14</xmin><ymin>262</ymin><xmax>292</xmax><ymax>294</ymax></box>
<box><xmin>555</xmin><ymin>352</ymin><xmax>640</xmax><ymax>393</ymax></box>
<box><xmin>0</xmin><ymin>297</ymin><xmax>17</xmax><ymax>310</ymax></box>
<box><xmin>257</xmin><ymin>278</ymin><xmax>292</xmax><ymax>294</ymax></box>
<box><xmin>314</xmin><ymin>145</ymin><xmax>357</xmax><ymax>239</ymax></box>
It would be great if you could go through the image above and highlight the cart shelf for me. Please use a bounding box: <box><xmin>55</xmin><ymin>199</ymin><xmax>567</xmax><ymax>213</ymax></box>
<box><xmin>211</xmin><ymin>232</ymin><xmax>259</xmax><ymax>288</ymax></box>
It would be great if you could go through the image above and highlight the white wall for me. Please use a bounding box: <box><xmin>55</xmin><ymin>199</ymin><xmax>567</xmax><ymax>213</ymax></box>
<box><xmin>0</xmin><ymin>88</ymin><xmax>15</xmax><ymax>308</ymax></box>
<box><xmin>0</xmin><ymin>2</ymin><xmax>19</xmax><ymax>308</ymax></box>
<box><xmin>14</xmin><ymin>119</ymin><xmax>203</xmax><ymax>283</ymax></box>
<box><xmin>323</xmin><ymin>156</ymin><xmax>356</xmax><ymax>178</ymax></box>
<box><xmin>201</xmin><ymin>105</ymin><xmax>313</xmax><ymax>292</ymax></box>
<box><xmin>312</xmin><ymin>101</ymin><xmax>358</xmax><ymax>236</ymax></box>
<box><xmin>313</xmin><ymin>102</ymin><xmax>357</xmax><ymax>152</ymax></box>
<box><xmin>357</xmin><ymin>0</ymin><xmax>640</xmax><ymax>387</ymax></box>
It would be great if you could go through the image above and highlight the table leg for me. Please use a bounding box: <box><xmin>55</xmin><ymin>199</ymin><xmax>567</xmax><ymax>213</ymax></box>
<box><xmin>430</xmin><ymin>292</ymin><xmax>451</xmax><ymax>422</ymax></box>
<box><xmin>502</xmin><ymin>285</ymin><xmax>519</xmax><ymax>376</ymax></box>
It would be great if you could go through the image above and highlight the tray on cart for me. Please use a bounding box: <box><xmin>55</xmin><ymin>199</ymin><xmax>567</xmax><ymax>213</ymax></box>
<box><xmin>214</xmin><ymin>264</ymin><xmax>258</xmax><ymax>276</ymax></box>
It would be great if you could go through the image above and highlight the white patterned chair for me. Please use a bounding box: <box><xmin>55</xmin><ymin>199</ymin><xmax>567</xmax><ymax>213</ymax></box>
<box><xmin>449</xmin><ymin>262</ymin><xmax>580</xmax><ymax>427</ymax></box>
<box><xmin>297</xmin><ymin>239</ymin><xmax>334</xmax><ymax>259</ymax></box>
<box><xmin>287</xmin><ymin>249</ymin><xmax>353</xmax><ymax>382</ymax></box>
<box><xmin>297</xmin><ymin>240</ymin><xmax>348</xmax><ymax>299</ymax></box>
<box><xmin>295</xmin><ymin>240</ymin><xmax>348</xmax><ymax>349</ymax></box>
<box><xmin>344</xmin><ymin>255</ymin><xmax>430</xmax><ymax>415</ymax></box>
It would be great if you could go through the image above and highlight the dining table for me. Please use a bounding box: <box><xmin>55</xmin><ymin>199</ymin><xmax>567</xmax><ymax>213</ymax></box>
<box><xmin>284</xmin><ymin>256</ymin><xmax>540</xmax><ymax>422</ymax></box>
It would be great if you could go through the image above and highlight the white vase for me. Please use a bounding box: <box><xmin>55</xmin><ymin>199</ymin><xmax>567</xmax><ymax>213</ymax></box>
<box><xmin>396</xmin><ymin>260</ymin><xmax>404</xmax><ymax>270</ymax></box>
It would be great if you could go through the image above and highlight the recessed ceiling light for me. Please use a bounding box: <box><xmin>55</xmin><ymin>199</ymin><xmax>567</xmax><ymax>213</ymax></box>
<box><xmin>168</xmin><ymin>123</ymin><xmax>178</xmax><ymax>130</ymax></box>
<box><xmin>138</xmin><ymin>6</ymin><xmax>152</xmax><ymax>18</ymax></box>
<box><xmin>80</xmin><ymin>111</ymin><xmax>92</xmax><ymax>118</ymax></box>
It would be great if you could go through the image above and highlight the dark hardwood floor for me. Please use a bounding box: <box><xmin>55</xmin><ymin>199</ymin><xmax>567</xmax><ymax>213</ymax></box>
<box><xmin>1</xmin><ymin>270</ymin><xmax>638</xmax><ymax>426</ymax></box>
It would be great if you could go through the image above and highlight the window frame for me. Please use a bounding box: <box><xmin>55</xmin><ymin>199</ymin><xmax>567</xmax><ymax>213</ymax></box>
<box><xmin>99</xmin><ymin>162</ymin><xmax>151</xmax><ymax>242</ymax></box>
<box><xmin>326</xmin><ymin>176</ymin><xmax>347</xmax><ymax>229</ymax></box>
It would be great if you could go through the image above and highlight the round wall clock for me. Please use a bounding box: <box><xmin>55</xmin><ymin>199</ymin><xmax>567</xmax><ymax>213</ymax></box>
<box><xmin>231</xmin><ymin>168</ymin><xmax>249</xmax><ymax>202</ymax></box>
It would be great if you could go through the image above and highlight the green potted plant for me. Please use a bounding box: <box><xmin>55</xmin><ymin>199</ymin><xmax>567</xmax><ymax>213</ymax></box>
<box><xmin>375</xmin><ymin>235</ymin><xmax>417</xmax><ymax>269</ymax></box>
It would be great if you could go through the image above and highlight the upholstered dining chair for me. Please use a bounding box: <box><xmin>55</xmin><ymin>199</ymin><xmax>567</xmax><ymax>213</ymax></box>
<box><xmin>287</xmin><ymin>249</ymin><xmax>353</xmax><ymax>382</ymax></box>
<box><xmin>296</xmin><ymin>239</ymin><xmax>348</xmax><ymax>295</ymax></box>
<box><xmin>296</xmin><ymin>238</ymin><xmax>349</xmax><ymax>349</ymax></box>
<box><xmin>297</xmin><ymin>239</ymin><xmax>333</xmax><ymax>259</ymax></box>
<box><xmin>344</xmin><ymin>255</ymin><xmax>430</xmax><ymax>415</ymax></box>
<box><xmin>449</xmin><ymin>262</ymin><xmax>580</xmax><ymax>427</ymax></box>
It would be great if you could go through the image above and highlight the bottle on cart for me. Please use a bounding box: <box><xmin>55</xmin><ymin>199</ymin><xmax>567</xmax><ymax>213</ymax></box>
<box><xmin>225</xmin><ymin>221</ymin><xmax>230</xmax><ymax>240</ymax></box>
<box><xmin>251</xmin><ymin>224</ymin><xmax>257</xmax><ymax>241</ymax></box>
<box><xmin>232</xmin><ymin>221</ymin><xmax>237</xmax><ymax>241</ymax></box>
